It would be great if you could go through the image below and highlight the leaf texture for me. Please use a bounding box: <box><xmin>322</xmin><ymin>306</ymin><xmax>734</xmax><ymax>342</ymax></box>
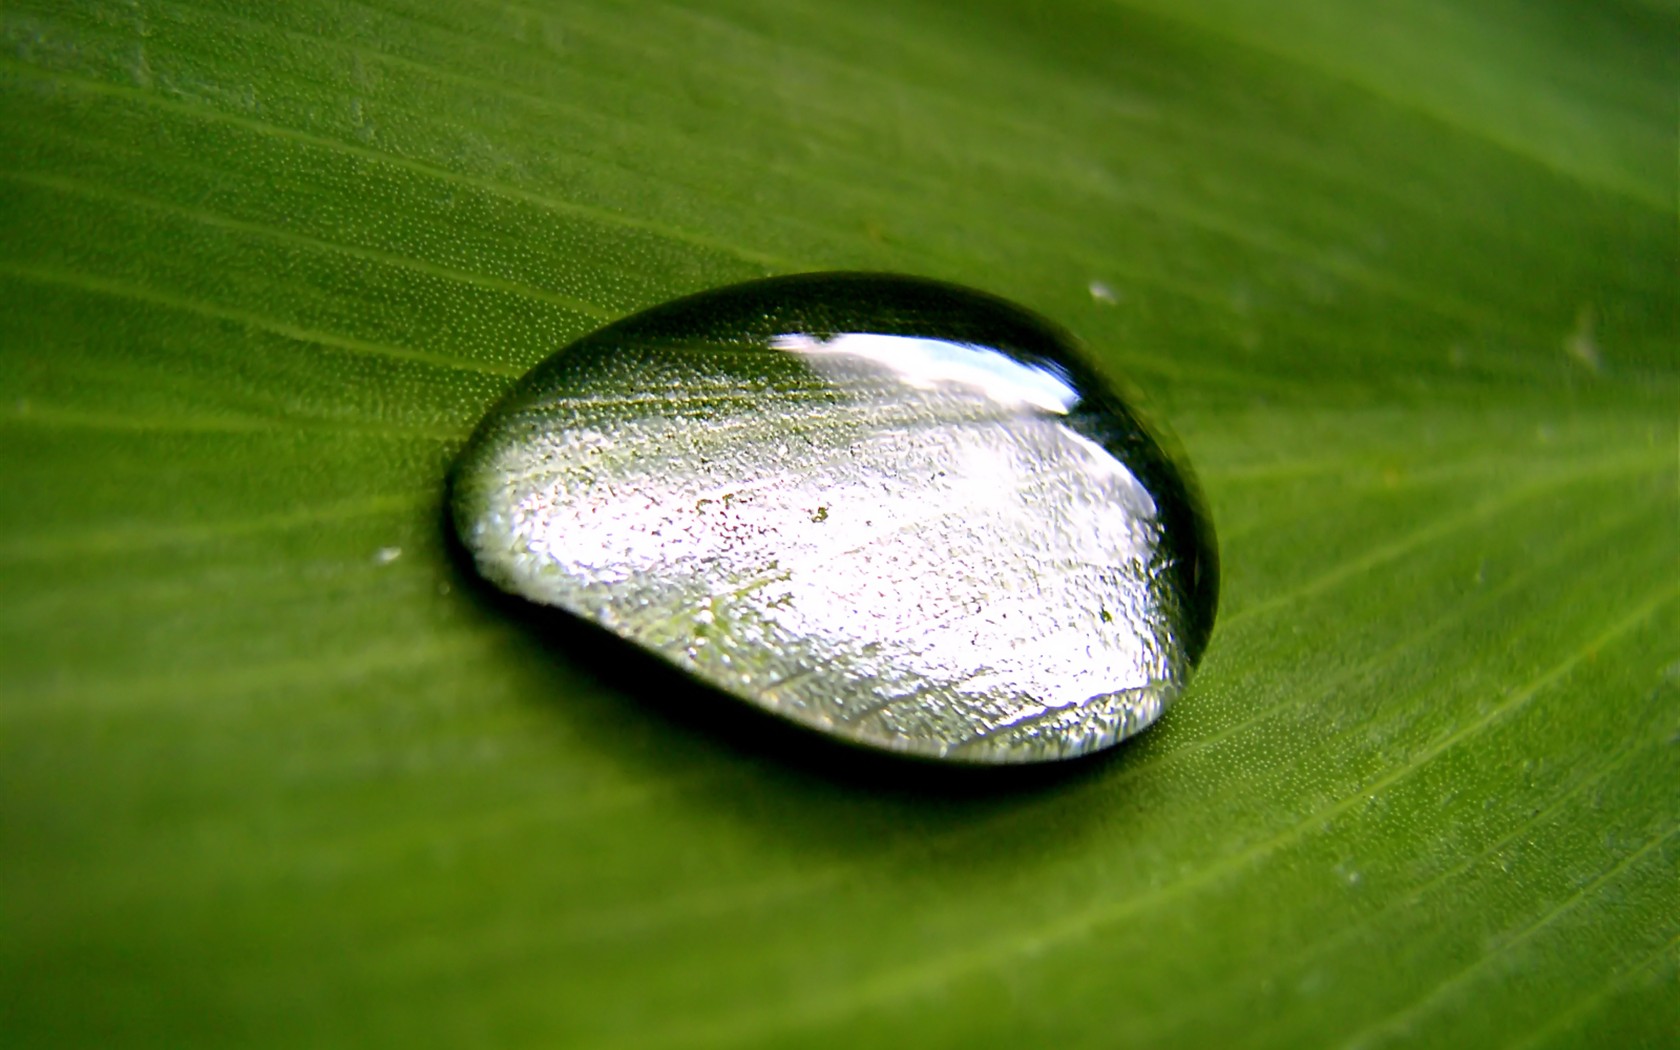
<box><xmin>1</xmin><ymin>1</ymin><xmax>1675</xmax><ymax>1047</ymax></box>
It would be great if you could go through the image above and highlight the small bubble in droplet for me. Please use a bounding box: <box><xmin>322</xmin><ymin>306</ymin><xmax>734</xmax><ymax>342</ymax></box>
<box><xmin>450</xmin><ymin>273</ymin><xmax>1217</xmax><ymax>764</ymax></box>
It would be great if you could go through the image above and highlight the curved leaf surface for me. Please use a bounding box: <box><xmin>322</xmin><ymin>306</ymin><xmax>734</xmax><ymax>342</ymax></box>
<box><xmin>2</xmin><ymin>1</ymin><xmax>1675</xmax><ymax>1047</ymax></box>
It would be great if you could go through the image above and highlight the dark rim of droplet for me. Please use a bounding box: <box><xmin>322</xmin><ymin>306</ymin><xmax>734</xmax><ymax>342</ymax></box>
<box><xmin>463</xmin><ymin>271</ymin><xmax>1219</xmax><ymax>668</ymax></box>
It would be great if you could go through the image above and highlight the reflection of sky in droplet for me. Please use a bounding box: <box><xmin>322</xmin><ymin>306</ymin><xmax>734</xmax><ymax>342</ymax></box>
<box><xmin>772</xmin><ymin>333</ymin><xmax>1080</xmax><ymax>414</ymax></box>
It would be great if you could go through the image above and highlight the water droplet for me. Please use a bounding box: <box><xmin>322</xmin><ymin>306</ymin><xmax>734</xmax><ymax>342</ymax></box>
<box><xmin>451</xmin><ymin>273</ymin><xmax>1217</xmax><ymax>763</ymax></box>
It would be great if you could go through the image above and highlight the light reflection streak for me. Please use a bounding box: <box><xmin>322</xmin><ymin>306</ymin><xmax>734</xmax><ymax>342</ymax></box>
<box><xmin>773</xmin><ymin>333</ymin><xmax>1080</xmax><ymax>414</ymax></box>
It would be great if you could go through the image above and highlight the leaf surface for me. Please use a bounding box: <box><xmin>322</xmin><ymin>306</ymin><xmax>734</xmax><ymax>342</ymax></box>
<box><xmin>2</xmin><ymin>1</ymin><xmax>1675</xmax><ymax>1047</ymax></box>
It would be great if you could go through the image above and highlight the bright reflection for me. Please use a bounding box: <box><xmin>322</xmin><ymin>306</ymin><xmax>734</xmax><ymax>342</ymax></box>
<box><xmin>772</xmin><ymin>333</ymin><xmax>1080</xmax><ymax>413</ymax></box>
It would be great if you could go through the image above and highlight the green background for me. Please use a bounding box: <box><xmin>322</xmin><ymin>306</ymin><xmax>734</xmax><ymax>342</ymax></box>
<box><xmin>2</xmin><ymin>0</ymin><xmax>1675</xmax><ymax>1046</ymax></box>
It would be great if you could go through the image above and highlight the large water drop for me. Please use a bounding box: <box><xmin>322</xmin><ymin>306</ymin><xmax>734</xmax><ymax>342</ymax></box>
<box><xmin>451</xmin><ymin>273</ymin><xmax>1217</xmax><ymax>764</ymax></box>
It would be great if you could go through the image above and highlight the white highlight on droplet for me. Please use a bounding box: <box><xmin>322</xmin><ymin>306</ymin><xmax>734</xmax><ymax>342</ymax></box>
<box><xmin>773</xmin><ymin>333</ymin><xmax>1080</xmax><ymax>414</ymax></box>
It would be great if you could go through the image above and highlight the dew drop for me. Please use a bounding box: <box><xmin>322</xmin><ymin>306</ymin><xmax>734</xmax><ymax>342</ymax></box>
<box><xmin>451</xmin><ymin>273</ymin><xmax>1217</xmax><ymax>764</ymax></box>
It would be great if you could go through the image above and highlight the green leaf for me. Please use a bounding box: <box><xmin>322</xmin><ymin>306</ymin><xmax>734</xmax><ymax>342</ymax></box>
<box><xmin>2</xmin><ymin>0</ymin><xmax>1674</xmax><ymax>1047</ymax></box>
